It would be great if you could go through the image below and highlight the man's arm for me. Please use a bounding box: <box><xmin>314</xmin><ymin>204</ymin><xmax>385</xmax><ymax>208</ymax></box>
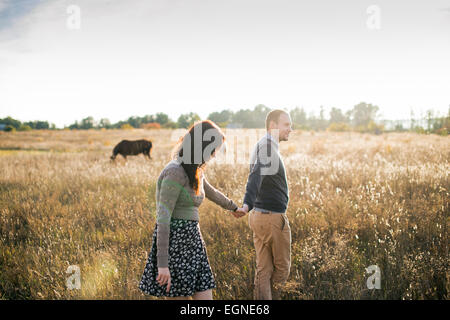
<box><xmin>242</xmin><ymin>143</ymin><xmax>266</xmax><ymax>212</ymax></box>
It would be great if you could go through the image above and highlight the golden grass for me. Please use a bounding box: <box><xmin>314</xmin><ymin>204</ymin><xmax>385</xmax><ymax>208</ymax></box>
<box><xmin>0</xmin><ymin>129</ymin><xmax>448</xmax><ymax>299</ymax></box>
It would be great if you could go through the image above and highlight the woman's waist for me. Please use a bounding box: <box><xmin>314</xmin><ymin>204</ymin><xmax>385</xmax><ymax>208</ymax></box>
<box><xmin>170</xmin><ymin>207</ymin><xmax>200</xmax><ymax>221</ymax></box>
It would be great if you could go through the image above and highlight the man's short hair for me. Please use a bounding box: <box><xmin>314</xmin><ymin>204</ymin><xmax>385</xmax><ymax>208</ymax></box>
<box><xmin>265</xmin><ymin>109</ymin><xmax>289</xmax><ymax>130</ymax></box>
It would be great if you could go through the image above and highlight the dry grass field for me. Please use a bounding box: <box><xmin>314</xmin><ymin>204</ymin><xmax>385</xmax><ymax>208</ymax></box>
<box><xmin>0</xmin><ymin>128</ymin><xmax>448</xmax><ymax>299</ymax></box>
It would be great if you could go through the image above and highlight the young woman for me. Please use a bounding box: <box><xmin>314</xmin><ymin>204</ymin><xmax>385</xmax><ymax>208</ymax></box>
<box><xmin>139</xmin><ymin>120</ymin><xmax>246</xmax><ymax>300</ymax></box>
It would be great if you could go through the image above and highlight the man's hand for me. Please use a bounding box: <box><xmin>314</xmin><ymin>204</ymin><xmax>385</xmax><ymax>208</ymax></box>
<box><xmin>156</xmin><ymin>267</ymin><xmax>171</xmax><ymax>293</ymax></box>
<box><xmin>242</xmin><ymin>204</ymin><xmax>249</xmax><ymax>213</ymax></box>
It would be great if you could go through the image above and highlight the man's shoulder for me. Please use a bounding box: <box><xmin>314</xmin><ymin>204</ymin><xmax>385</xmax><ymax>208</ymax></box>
<box><xmin>255</xmin><ymin>136</ymin><xmax>273</xmax><ymax>149</ymax></box>
<box><xmin>249</xmin><ymin>138</ymin><xmax>269</xmax><ymax>160</ymax></box>
<box><xmin>254</xmin><ymin>136</ymin><xmax>278</xmax><ymax>155</ymax></box>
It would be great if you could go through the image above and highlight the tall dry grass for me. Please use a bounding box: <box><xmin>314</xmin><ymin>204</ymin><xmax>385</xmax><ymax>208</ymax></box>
<box><xmin>0</xmin><ymin>129</ymin><xmax>448</xmax><ymax>299</ymax></box>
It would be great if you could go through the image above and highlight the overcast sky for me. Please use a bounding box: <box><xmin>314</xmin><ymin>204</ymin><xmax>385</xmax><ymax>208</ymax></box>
<box><xmin>0</xmin><ymin>0</ymin><xmax>449</xmax><ymax>127</ymax></box>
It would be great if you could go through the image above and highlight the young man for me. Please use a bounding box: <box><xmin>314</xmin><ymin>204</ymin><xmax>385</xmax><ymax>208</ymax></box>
<box><xmin>242</xmin><ymin>109</ymin><xmax>292</xmax><ymax>300</ymax></box>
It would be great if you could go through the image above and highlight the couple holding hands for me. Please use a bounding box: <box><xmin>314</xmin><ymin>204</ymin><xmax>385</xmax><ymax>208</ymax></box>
<box><xmin>139</xmin><ymin>109</ymin><xmax>293</xmax><ymax>300</ymax></box>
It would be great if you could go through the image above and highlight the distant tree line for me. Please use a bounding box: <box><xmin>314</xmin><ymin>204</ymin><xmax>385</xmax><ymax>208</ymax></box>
<box><xmin>0</xmin><ymin>117</ymin><xmax>56</xmax><ymax>131</ymax></box>
<box><xmin>207</xmin><ymin>103</ymin><xmax>449</xmax><ymax>136</ymax></box>
<box><xmin>66</xmin><ymin>112</ymin><xmax>177</xmax><ymax>130</ymax></box>
<box><xmin>1</xmin><ymin>102</ymin><xmax>448</xmax><ymax>135</ymax></box>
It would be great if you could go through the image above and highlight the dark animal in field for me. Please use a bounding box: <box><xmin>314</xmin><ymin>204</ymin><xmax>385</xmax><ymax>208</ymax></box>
<box><xmin>110</xmin><ymin>139</ymin><xmax>153</xmax><ymax>161</ymax></box>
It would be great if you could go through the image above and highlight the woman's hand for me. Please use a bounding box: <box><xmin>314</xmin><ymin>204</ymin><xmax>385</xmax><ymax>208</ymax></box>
<box><xmin>157</xmin><ymin>267</ymin><xmax>171</xmax><ymax>292</ymax></box>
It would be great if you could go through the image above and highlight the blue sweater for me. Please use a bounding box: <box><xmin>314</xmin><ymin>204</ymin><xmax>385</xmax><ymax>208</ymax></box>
<box><xmin>243</xmin><ymin>133</ymin><xmax>289</xmax><ymax>213</ymax></box>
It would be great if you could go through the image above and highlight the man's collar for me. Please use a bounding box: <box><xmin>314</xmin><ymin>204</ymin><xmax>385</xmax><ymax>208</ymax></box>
<box><xmin>265</xmin><ymin>131</ymin><xmax>279</xmax><ymax>147</ymax></box>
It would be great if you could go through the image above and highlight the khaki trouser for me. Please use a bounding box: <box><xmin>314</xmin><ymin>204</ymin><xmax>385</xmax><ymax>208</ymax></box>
<box><xmin>248</xmin><ymin>210</ymin><xmax>291</xmax><ymax>300</ymax></box>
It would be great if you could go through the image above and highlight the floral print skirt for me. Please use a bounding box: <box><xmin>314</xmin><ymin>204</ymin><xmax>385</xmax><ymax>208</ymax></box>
<box><xmin>139</xmin><ymin>219</ymin><xmax>216</xmax><ymax>297</ymax></box>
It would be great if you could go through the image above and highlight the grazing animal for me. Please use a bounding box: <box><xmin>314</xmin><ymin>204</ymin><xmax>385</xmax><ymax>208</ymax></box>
<box><xmin>110</xmin><ymin>139</ymin><xmax>153</xmax><ymax>161</ymax></box>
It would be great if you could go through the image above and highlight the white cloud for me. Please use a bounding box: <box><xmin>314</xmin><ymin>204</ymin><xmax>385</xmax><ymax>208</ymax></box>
<box><xmin>0</xmin><ymin>0</ymin><xmax>9</xmax><ymax>12</ymax></box>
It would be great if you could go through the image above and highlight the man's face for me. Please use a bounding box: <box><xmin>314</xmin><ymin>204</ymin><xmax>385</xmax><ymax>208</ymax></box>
<box><xmin>271</xmin><ymin>113</ymin><xmax>293</xmax><ymax>142</ymax></box>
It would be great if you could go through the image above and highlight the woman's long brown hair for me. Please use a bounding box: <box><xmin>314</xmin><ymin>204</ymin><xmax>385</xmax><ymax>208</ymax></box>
<box><xmin>172</xmin><ymin>120</ymin><xmax>225</xmax><ymax>195</ymax></box>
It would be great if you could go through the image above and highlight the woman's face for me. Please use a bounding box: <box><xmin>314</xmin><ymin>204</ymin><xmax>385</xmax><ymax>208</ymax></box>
<box><xmin>212</xmin><ymin>138</ymin><xmax>225</xmax><ymax>159</ymax></box>
<box><xmin>201</xmin><ymin>131</ymin><xmax>224</xmax><ymax>164</ymax></box>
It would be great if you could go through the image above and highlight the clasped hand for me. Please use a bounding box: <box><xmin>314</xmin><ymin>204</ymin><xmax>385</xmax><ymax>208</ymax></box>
<box><xmin>230</xmin><ymin>204</ymin><xmax>249</xmax><ymax>218</ymax></box>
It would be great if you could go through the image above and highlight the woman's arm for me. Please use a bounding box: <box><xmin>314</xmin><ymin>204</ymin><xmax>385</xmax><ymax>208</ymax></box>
<box><xmin>203</xmin><ymin>176</ymin><xmax>238</xmax><ymax>211</ymax></box>
<box><xmin>156</xmin><ymin>167</ymin><xmax>186</xmax><ymax>268</ymax></box>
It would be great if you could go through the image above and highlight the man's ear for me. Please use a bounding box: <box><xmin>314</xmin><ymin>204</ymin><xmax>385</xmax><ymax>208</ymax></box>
<box><xmin>269</xmin><ymin>120</ymin><xmax>277</xmax><ymax>130</ymax></box>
